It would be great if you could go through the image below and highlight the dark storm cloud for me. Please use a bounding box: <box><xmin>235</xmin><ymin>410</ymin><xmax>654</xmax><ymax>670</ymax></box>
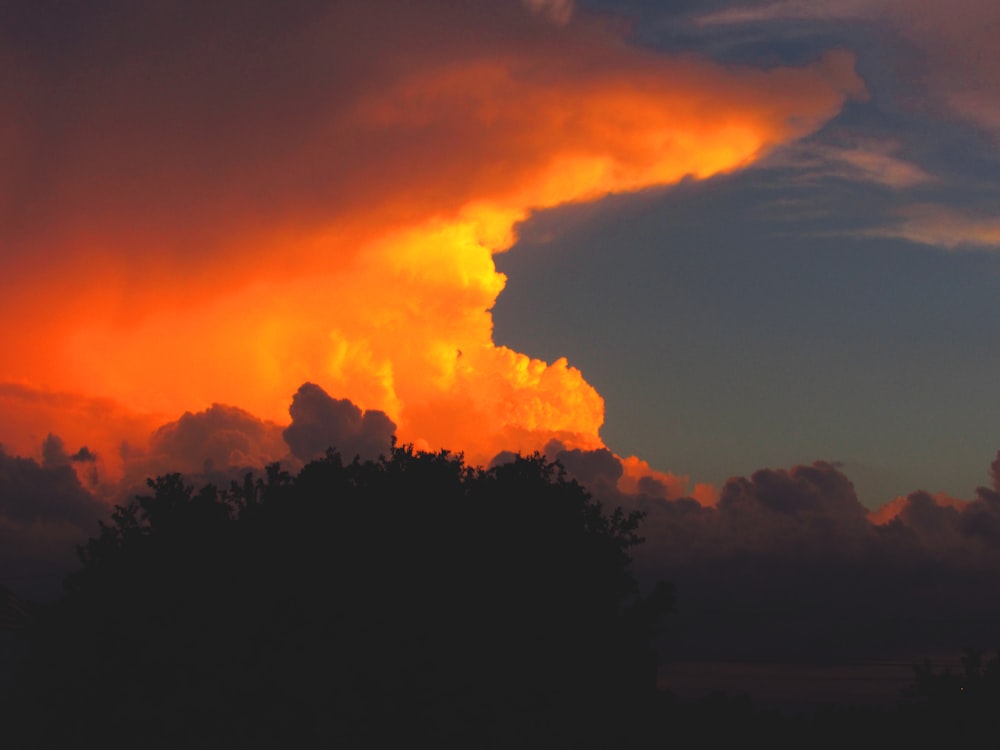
<box><xmin>642</xmin><ymin>461</ymin><xmax>1000</xmax><ymax>660</ymax></box>
<box><xmin>108</xmin><ymin>386</ymin><xmax>394</xmax><ymax>504</ymax></box>
<box><xmin>9</xmin><ymin>418</ymin><xmax>1000</xmax><ymax>664</ymax></box>
<box><xmin>96</xmin><ymin>403</ymin><xmax>288</xmax><ymax>511</ymax></box>
<box><xmin>283</xmin><ymin>382</ymin><xmax>396</xmax><ymax>463</ymax></box>
<box><xmin>882</xmin><ymin>486</ymin><xmax>1000</xmax><ymax>553</ymax></box>
<box><xmin>138</xmin><ymin>403</ymin><xmax>288</xmax><ymax>477</ymax></box>
<box><xmin>494</xmin><ymin>440</ymin><xmax>638</xmax><ymax>498</ymax></box>
<box><xmin>0</xmin><ymin>446</ymin><xmax>102</xmax><ymax>527</ymax></box>
<box><xmin>524</xmin><ymin>440</ymin><xmax>694</xmax><ymax>502</ymax></box>
<box><xmin>543</xmin><ymin>440</ymin><xmax>623</xmax><ymax>493</ymax></box>
<box><xmin>0</xmin><ymin>445</ymin><xmax>107</xmax><ymax>598</ymax></box>
<box><xmin>70</xmin><ymin>446</ymin><xmax>97</xmax><ymax>463</ymax></box>
<box><xmin>40</xmin><ymin>434</ymin><xmax>70</xmax><ymax>469</ymax></box>
<box><xmin>37</xmin><ymin>434</ymin><xmax>95</xmax><ymax>469</ymax></box>
<box><xmin>520</xmin><ymin>445</ymin><xmax>1000</xmax><ymax>660</ymax></box>
<box><xmin>38</xmin><ymin>434</ymin><xmax>99</xmax><ymax>487</ymax></box>
<box><xmin>712</xmin><ymin>462</ymin><xmax>873</xmax><ymax>554</ymax></box>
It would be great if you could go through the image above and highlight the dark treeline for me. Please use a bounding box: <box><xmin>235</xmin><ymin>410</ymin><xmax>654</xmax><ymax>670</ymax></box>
<box><xmin>2</xmin><ymin>445</ymin><xmax>999</xmax><ymax>748</ymax></box>
<box><xmin>3</xmin><ymin>446</ymin><xmax>670</xmax><ymax>748</ymax></box>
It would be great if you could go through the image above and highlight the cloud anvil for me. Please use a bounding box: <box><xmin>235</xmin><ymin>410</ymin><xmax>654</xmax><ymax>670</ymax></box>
<box><xmin>0</xmin><ymin>0</ymin><xmax>863</xmax><ymax>474</ymax></box>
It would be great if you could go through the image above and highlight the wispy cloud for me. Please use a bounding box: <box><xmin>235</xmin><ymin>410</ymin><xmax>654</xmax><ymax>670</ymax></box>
<box><xmin>695</xmin><ymin>1</ymin><xmax>1000</xmax><ymax>139</ymax></box>
<box><xmin>522</xmin><ymin>0</ymin><xmax>574</xmax><ymax>25</ymax></box>
<box><xmin>763</xmin><ymin>137</ymin><xmax>933</xmax><ymax>188</ymax></box>
<box><xmin>694</xmin><ymin>0</ymin><xmax>883</xmax><ymax>26</ymax></box>
<box><xmin>871</xmin><ymin>205</ymin><xmax>1000</xmax><ymax>250</ymax></box>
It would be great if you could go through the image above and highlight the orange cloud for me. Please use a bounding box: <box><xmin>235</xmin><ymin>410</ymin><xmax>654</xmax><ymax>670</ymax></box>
<box><xmin>0</xmin><ymin>1</ymin><xmax>863</xmax><ymax>469</ymax></box>
<box><xmin>868</xmin><ymin>491</ymin><xmax>969</xmax><ymax>526</ymax></box>
<box><xmin>617</xmin><ymin>455</ymin><xmax>719</xmax><ymax>506</ymax></box>
<box><xmin>0</xmin><ymin>383</ymin><xmax>162</xmax><ymax>487</ymax></box>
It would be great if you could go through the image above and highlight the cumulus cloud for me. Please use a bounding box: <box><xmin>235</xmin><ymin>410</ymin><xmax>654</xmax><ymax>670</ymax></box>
<box><xmin>0</xmin><ymin>0</ymin><xmax>863</xmax><ymax>468</ymax></box>
<box><xmin>38</xmin><ymin>433</ymin><xmax>100</xmax><ymax>487</ymax></box>
<box><xmin>70</xmin><ymin>446</ymin><xmax>97</xmax><ymax>463</ymax></box>
<box><xmin>9</xmin><ymin>414</ymin><xmax>1000</xmax><ymax>664</ymax></box>
<box><xmin>40</xmin><ymin>434</ymin><xmax>71</xmax><ymax>469</ymax></box>
<box><xmin>64</xmin><ymin>385</ymin><xmax>398</xmax><ymax>505</ymax></box>
<box><xmin>0</xmin><ymin>446</ymin><xmax>107</xmax><ymax>599</ymax></box>
<box><xmin>0</xmin><ymin>385</ymin><xmax>397</xmax><ymax>573</ymax></box>
<box><xmin>0</xmin><ymin>382</ymin><xmax>161</xmax><ymax>485</ymax></box>
<box><xmin>869</xmin><ymin>467</ymin><xmax>1000</xmax><ymax>553</ymax></box>
<box><xmin>143</xmin><ymin>403</ymin><xmax>288</xmax><ymax>475</ymax></box>
<box><xmin>499</xmin><ymin>439</ymin><xmax>707</xmax><ymax>504</ymax></box>
<box><xmin>283</xmin><ymin>382</ymin><xmax>395</xmax><ymax>463</ymax></box>
<box><xmin>85</xmin><ymin>402</ymin><xmax>287</xmax><ymax>508</ymax></box>
<box><xmin>524</xmin><ymin>449</ymin><xmax>1000</xmax><ymax>661</ymax></box>
<box><xmin>0</xmin><ymin>447</ymin><xmax>102</xmax><ymax>528</ymax></box>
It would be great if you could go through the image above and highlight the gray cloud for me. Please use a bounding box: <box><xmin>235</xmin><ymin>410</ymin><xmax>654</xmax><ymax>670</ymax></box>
<box><xmin>522</xmin><ymin>0</ymin><xmax>575</xmax><ymax>25</ymax></box>
<box><xmin>696</xmin><ymin>0</ymin><xmax>1000</xmax><ymax>138</ymax></box>
<box><xmin>516</xmin><ymin>445</ymin><xmax>1000</xmax><ymax>661</ymax></box>
<box><xmin>0</xmin><ymin>446</ymin><xmax>107</xmax><ymax>599</ymax></box>
<box><xmin>70</xmin><ymin>446</ymin><xmax>97</xmax><ymax>463</ymax></box>
<box><xmin>865</xmin><ymin>205</ymin><xmax>1000</xmax><ymax>251</ymax></box>
<box><xmin>283</xmin><ymin>382</ymin><xmax>396</xmax><ymax>463</ymax></box>
<box><xmin>0</xmin><ymin>447</ymin><xmax>101</xmax><ymax>527</ymax></box>
<box><xmin>761</xmin><ymin>137</ymin><xmax>933</xmax><ymax>189</ymax></box>
<box><xmin>135</xmin><ymin>403</ymin><xmax>288</xmax><ymax>478</ymax></box>
<box><xmin>542</xmin><ymin>439</ymin><xmax>623</xmax><ymax>495</ymax></box>
<box><xmin>40</xmin><ymin>433</ymin><xmax>69</xmax><ymax>469</ymax></box>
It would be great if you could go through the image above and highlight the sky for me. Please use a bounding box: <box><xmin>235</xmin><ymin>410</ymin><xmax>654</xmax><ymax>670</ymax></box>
<box><xmin>496</xmin><ymin>0</ymin><xmax>1000</xmax><ymax>507</ymax></box>
<box><xmin>2</xmin><ymin>0</ymin><xmax>998</xmax><ymax>506</ymax></box>
<box><xmin>3</xmin><ymin>0</ymin><xmax>1000</xmax><ymax>664</ymax></box>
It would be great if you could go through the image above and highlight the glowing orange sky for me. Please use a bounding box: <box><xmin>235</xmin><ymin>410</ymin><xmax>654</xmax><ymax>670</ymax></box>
<box><xmin>0</xmin><ymin>2</ymin><xmax>864</xmax><ymax>484</ymax></box>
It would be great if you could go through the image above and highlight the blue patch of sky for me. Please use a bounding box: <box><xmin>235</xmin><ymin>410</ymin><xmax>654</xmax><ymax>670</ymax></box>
<box><xmin>491</xmin><ymin>0</ymin><xmax>1000</xmax><ymax>504</ymax></box>
<box><xmin>495</xmin><ymin>166</ymin><xmax>1000</xmax><ymax>506</ymax></box>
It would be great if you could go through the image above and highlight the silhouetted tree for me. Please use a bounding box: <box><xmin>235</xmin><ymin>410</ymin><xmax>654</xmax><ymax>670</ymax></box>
<box><xmin>895</xmin><ymin>647</ymin><xmax>1000</xmax><ymax>744</ymax></box>
<box><xmin>4</xmin><ymin>445</ymin><xmax>671</xmax><ymax>749</ymax></box>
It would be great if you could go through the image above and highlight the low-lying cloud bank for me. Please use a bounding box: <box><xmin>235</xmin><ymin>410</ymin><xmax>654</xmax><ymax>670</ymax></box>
<box><xmin>4</xmin><ymin>384</ymin><xmax>1000</xmax><ymax>662</ymax></box>
<box><xmin>0</xmin><ymin>447</ymin><xmax>107</xmax><ymax>600</ymax></box>
<box><xmin>503</xmin><ymin>443</ymin><xmax>1000</xmax><ymax>661</ymax></box>
<box><xmin>0</xmin><ymin>383</ymin><xmax>393</xmax><ymax>598</ymax></box>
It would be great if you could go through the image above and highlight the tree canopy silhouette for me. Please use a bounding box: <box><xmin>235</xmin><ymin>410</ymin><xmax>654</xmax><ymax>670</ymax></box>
<box><xmin>6</xmin><ymin>445</ymin><xmax>672</xmax><ymax>749</ymax></box>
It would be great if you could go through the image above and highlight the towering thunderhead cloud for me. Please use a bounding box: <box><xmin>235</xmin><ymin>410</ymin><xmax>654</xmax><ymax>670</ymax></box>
<box><xmin>0</xmin><ymin>0</ymin><xmax>864</xmax><ymax>469</ymax></box>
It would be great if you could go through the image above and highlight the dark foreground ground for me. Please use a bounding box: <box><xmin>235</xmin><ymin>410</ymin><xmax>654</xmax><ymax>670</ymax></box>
<box><xmin>3</xmin><ymin>449</ymin><xmax>999</xmax><ymax>748</ymax></box>
<box><xmin>2</xmin><ymin>639</ymin><xmax>996</xmax><ymax>750</ymax></box>
<box><xmin>660</xmin><ymin>655</ymin><xmax>962</xmax><ymax>712</ymax></box>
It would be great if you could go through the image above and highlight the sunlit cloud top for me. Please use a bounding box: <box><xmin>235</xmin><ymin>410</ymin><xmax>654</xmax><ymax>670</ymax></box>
<box><xmin>1</xmin><ymin>0</ymin><xmax>863</xmax><ymax>475</ymax></box>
